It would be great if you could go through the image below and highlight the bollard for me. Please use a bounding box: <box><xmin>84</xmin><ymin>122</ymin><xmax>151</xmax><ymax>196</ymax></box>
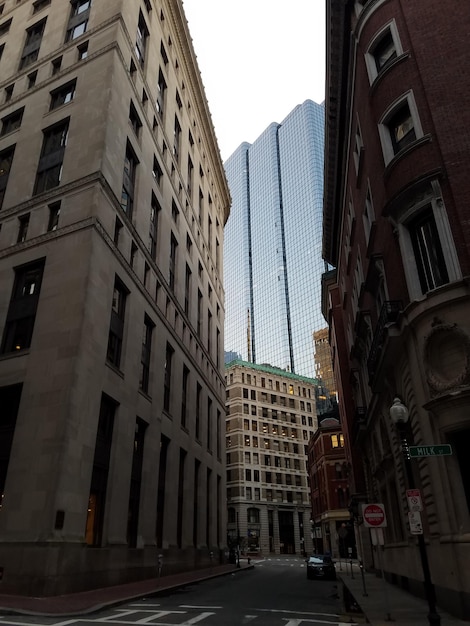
<box><xmin>157</xmin><ymin>554</ymin><xmax>163</xmax><ymax>578</ymax></box>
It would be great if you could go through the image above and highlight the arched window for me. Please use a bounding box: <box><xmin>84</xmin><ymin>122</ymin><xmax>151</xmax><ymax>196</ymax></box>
<box><xmin>247</xmin><ymin>507</ymin><xmax>260</xmax><ymax>524</ymax></box>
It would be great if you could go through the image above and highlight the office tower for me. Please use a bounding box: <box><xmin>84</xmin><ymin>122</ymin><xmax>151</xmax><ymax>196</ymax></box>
<box><xmin>0</xmin><ymin>0</ymin><xmax>229</xmax><ymax>595</ymax></box>
<box><xmin>323</xmin><ymin>0</ymin><xmax>470</xmax><ymax>618</ymax></box>
<box><xmin>225</xmin><ymin>360</ymin><xmax>317</xmax><ymax>555</ymax></box>
<box><xmin>224</xmin><ymin>100</ymin><xmax>326</xmax><ymax>380</ymax></box>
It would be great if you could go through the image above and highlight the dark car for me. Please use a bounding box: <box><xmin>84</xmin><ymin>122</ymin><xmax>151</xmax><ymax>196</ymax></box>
<box><xmin>306</xmin><ymin>554</ymin><xmax>336</xmax><ymax>580</ymax></box>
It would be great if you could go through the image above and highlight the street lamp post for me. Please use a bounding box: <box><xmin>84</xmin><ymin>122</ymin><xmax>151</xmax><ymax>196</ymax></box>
<box><xmin>389</xmin><ymin>398</ymin><xmax>441</xmax><ymax>626</ymax></box>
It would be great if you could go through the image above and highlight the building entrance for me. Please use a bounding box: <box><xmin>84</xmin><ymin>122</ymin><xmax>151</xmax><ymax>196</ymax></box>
<box><xmin>278</xmin><ymin>511</ymin><xmax>295</xmax><ymax>554</ymax></box>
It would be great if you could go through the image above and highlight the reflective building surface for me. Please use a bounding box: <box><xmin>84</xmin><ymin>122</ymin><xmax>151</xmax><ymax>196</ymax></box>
<box><xmin>224</xmin><ymin>100</ymin><xmax>326</xmax><ymax>379</ymax></box>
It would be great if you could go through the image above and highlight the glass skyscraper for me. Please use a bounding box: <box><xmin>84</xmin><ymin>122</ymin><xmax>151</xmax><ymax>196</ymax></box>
<box><xmin>224</xmin><ymin>100</ymin><xmax>326</xmax><ymax>379</ymax></box>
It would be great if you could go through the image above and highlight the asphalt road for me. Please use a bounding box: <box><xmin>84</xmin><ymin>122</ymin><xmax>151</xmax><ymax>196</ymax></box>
<box><xmin>0</xmin><ymin>556</ymin><xmax>352</xmax><ymax>626</ymax></box>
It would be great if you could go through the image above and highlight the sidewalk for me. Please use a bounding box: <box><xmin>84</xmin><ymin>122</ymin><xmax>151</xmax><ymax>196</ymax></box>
<box><xmin>0</xmin><ymin>560</ymin><xmax>253</xmax><ymax>617</ymax></box>
<box><xmin>339</xmin><ymin>561</ymin><xmax>469</xmax><ymax>625</ymax></box>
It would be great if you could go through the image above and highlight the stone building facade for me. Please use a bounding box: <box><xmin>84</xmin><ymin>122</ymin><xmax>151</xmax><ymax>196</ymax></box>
<box><xmin>225</xmin><ymin>360</ymin><xmax>318</xmax><ymax>556</ymax></box>
<box><xmin>323</xmin><ymin>0</ymin><xmax>470</xmax><ymax>618</ymax></box>
<box><xmin>0</xmin><ymin>0</ymin><xmax>230</xmax><ymax>595</ymax></box>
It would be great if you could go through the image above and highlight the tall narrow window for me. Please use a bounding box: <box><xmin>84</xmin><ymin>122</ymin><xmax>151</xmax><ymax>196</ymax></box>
<box><xmin>187</xmin><ymin>155</ymin><xmax>193</xmax><ymax>196</ymax></box>
<box><xmin>181</xmin><ymin>365</ymin><xmax>189</xmax><ymax>428</ymax></box>
<box><xmin>47</xmin><ymin>201</ymin><xmax>60</xmax><ymax>232</ymax></box>
<box><xmin>173</xmin><ymin>115</ymin><xmax>181</xmax><ymax>162</ymax></box>
<box><xmin>149</xmin><ymin>193</ymin><xmax>160</xmax><ymax>260</ymax></box>
<box><xmin>0</xmin><ymin>144</ymin><xmax>15</xmax><ymax>210</ymax></box>
<box><xmin>388</xmin><ymin>102</ymin><xmax>416</xmax><ymax>154</ymax></box>
<box><xmin>135</xmin><ymin>10</ymin><xmax>149</xmax><ymax>68</ymax></box>
<box><xmin>121</xmin><ymin>141</ymin><xmax>138</xmax><ymax>218</ymax></box>
<box><xmin>207</xmin><ymin>397</ymin><xmax>212</xmax><ymax>452</ymax></box>
<box><xmin>207</xmin><ymin>310</ymin><xmax>212</xmax><ymax>355</ymax></box>
<box><xmin>34</xmin><ymin>118</ymin><xmax>69</xmax><ymax>195</ymax></box>
<box><xmin>156</xmin><ymin>68</ymin><xmax>167</xmax><ymax>116</ymax></box>
<box><xmin>66</xmin><ymin>0</ymin><xmax>90</xmax><ymax>42</ymax></box>
<box><xmin>196</xmin><ymin>382</ymin><xmax>201</xmax><ymax>439</ymax></box>
<box><xmin>169</xmin><ymin>233</ymin><xmax>177</xmax><ymax>291</ymax></box>
<box><xmin>184</xmin><ymin>263</ymin><xmax>191</xmax><ymax>315</ymax></box>
<box><xmin>373</xmin><ymin>29</ymin><xmax>397</xmax><ymax>72</ymax></box>
<box><xmin>127</xmin><ymin>417</ymin><xmax>147</xmax><ymax>547</ymax></box>
<box><xmin>152</xmin><ymin>156</ymin><xmax>163</xmax><ymax>185</ymax></box>
<box><xmin>129</xmin><ymin>101</ymin><xmax>142</xmax><ymax>137</ymax></box>
<box><xmin>409</xmin><ymin>208</ymin><xmax>449</xmax><ymax>293</ymax></box>
<box><xmin>197</xmin><ymin>289</ymin><xmax>202</xmax><ymax>336</ymax></box>
<box><xmin>106</xmin><ymin>277</ymin><xmax>128</xmax><ymax>368</ymax></box>
<box><xmin>163</xmin><ymin>342</ymin><xmax>174</xmax><ymax>413</ymax></box>
<box><xmin>17</xmin><ymin>214</ymin><xmax>30</xmax><ymax>243</ymax></box>
<box><xmin>85</xmin><ymin>393</ymin><xmax>116</xmax><ymax>546</ymax></box>
<box><xmin>139</xmin><ymin>315</ymin><xmax>154</xmax><ymax>393</ymax></box>
<box><xmin>176</xmin><ymin>448</ymin><xmax>186</xmax><ymax>548</ymax></box>
<box><xmin>20</xmin><ymin>18</ymin><xmax>46</xmax><ymax>69</ymax></box>
<box><xmin>1</xmin><ymin>259</ymin><xmax>45</xmax><ymax>354</ymax></box>
<box><xmin>0</xmin><ymin>384</ymin><xmax>23</xmax><ymax>504</ymax></box>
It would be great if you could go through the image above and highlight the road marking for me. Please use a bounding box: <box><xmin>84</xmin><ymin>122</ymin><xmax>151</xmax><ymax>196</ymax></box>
<box><xmin>242</xmin><ymin>616</ymin><xmax>258</xmax><ymax>623</ymax></box>
<box><xmin>180</xmin><ymin>612</ymin><xmax>215</xmax><ymax>624</ymax></box>
<box><xmin>179</xmin><ymin>605</ymin><xmax>223</xmax><ymax>609</ymax></box>
<box><xmin>256</xmin><ymin>609</ymin><xmax>341</xmax><ymax>618</ymax></box>
<box><xmin>282</xmin><ymin>620</ymin><xmax>358</xmax><ymax>626</ymax></box>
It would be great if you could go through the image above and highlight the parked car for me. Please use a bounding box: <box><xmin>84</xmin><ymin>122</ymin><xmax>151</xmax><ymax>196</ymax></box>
<box><xmin>306</xmin><ymin>554</ymin><xmax>336</xmax><ymax>580</ymax></box>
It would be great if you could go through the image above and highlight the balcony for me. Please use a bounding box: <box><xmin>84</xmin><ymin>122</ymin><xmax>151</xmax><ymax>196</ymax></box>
<box><xmin>367</xmin><ymin>301</ymin><xmax>402</xmax><ymax>382</ymax></box>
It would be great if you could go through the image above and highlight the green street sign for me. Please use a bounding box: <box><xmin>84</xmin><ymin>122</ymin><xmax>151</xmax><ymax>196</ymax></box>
<box><xmin>409</xmin><ymin>445</ymin><xmax>452</xmax><ymax>458</ymax></box>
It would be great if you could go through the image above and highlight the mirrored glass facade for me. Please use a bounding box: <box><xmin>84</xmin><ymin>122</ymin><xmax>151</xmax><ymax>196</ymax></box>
<box><xmin>224</xmin><ymin>100</ymin><xmax>326</xmax><ymax>379</ymax></box>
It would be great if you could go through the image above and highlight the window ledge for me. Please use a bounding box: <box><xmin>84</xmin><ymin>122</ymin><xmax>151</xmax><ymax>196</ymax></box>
<box><xmin>383</xmin><ymin>134</ymin><xmax>432</xmax><ymax>179</ymax></box>
<box><xmin>105</xmin><ymin>360</ymin><xmax>124</xmax><ymax>378</ymax></box>
<box><xmin>0</xmin><ymin>348</ymin><xmax>30</xmax><ymax>361</ymax></box>
<box><xmin>369</xmin><ymin>52</ymin><xmax>409</xmax><ymax>96</ymax></box>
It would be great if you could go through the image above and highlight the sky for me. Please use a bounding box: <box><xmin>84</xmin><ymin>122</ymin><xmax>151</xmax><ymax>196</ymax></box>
<box><xmin>182</xmin><ymin>0</ymin><xmax>326</xmax><ymax>162</ymax></box>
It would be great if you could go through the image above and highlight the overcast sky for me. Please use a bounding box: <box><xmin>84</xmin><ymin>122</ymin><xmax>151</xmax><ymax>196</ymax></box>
<box><xmin>183</xmin><ymin>0</ymin><xmax>326</xmax><ymax>161</ymax></box>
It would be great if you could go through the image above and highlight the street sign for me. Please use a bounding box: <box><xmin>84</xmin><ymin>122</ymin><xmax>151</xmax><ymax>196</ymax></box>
<box><xmin>406</xmin><ymin>489</ymin><xmax>423</xmax><ymax>512</ymax></box>
<box><xmin>362</xmin><ymin>503</ymin><xmax>387</xmax><ymax>528</ymax></box>
<box><xmin>409</xmin><ymin>444</ymin><xmax>452</xmax><ymax>458</ymax></box>
<box><xmin>408</xmin><ymin>511</ymin><xmax>423</xmax><ymax>535</ymax></box>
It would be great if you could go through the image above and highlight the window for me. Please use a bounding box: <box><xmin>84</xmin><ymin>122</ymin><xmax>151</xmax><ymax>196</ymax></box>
<box><xmin>379</xmin><ymin>93</ymin><xmax>422</xmax><ymax>165</ymax></box>
<box><xmin>0</xmin><ymin>43</ymin><xmax>4</xmax><ymax>61</ymax></box>
<box><xmin>33</xmin><ymin>0</ymin><xmax>51</xmax><ymax>14</ymax></box>
<box><xmin>169</xmin><ymin>233</ymin><xmax>177</xmax><ymax>291</ymax></box>
<box><xmin>152</xmin><ymin>156</ymin><xmax>163</xmax><ymax>185</ymax></box>
<box><xmin>196</xmin><ymin>382</ymin><xmax>201</xmax><ymax>439</ymax></box>
<box><xmin>77</xmin><ymin>41</ymin><xmax>88</xmax><ymax>59</ymax></box>
<box><xmin>163</xmin><ymin>343</ymin><xmax>174</xmax><ymax>412</ymax></box>
<box><xmin>331</xmin><ymin>433</ymin><xmax>345</xmax><ymax>448</ymax></box>
<box><xmin>184</xmin><ymin>264</ymin><xmax>191</xmax><ymax>315</ymax></box>
<box><xmin>1</xmin><ymin>259</ymin><xmax>45</xmax><ymax>354</ymax></box>
<box><xmin>20</xmin><ymin>18</ymin><xmax>46</xmax><ymax>69</ymax></box>
<box><xmin>0</xmin><ymin>144</ymin><xmax>15</xmax><ymax>210</ymax></box>
<box><xmin>106</xmin><ymin>277</ymin><xmax>128</xmax><ymax>368</ymax></box>
<box><xmin>173</xmin><ymin>115</ymin><xmax>181</xmax><ymax>162</ymax></box>
<box><xmin>129</xmin><ymin>101</ymin><xmax>142</xmax><ymax>137</ymax></box>
<box><xmin>66</xmin><ymin>0</ymin><xmax>91</xmax><ymax>42</ymax></box>
<box><xmin>121</xmin><ymin>141</ymin><xmax>138</xmax><ymax>217</ymax></box>
<box><xmin>363</xmin><ymin>185</ymin><xmax>375</xmax><ymax>243</ymax></box>
<box><xmin>17</xmin><ymin>213</ymin><xmax>29</xmax><ymax>243</ymax></box>
<box><xmin>34</xmin><ymin>118</ymin><xmax>69</xmax><ymax>195</ymax></box>
<box><xmin>139</xmin><ymin>315</ymin><xmax>154</xmax><ymax>393</ymax></box>
<box><xmin>28</xmin><ymin>71</ymin><xmax>38</xmax><ymax>89</ymax></box>
<box><xmin>373</xmin><ymin>29</ymin><xmax>397</xmax><ymax>71</ymax></box>
<box><xmin>135</xmin><ymin>10</ymin><xmax>148</xmax><ymax>67</ymax></box>
<box><xmin>366</xmin><ymin>21</ymin><xmax>402</xmax><ymax>83</ymax></box>
<box><xmin>160</xmin><ymin>41</ymin><xmax>168</xmax><ymax>65</ymax></box>
<box><xmin>181</xmin><ymin>365</ymin><xmax>189</xmax><ymax>427</ymax></box>
<box><xmin>197</xmin><ymin>289</ymin><xmax>202</xmax><ymax>336</ymax></box>
<box><xmin>171</xmin><ymin>199</ymin><xmax>179</xmax><ymax>224</ymax></box>
<box><xmin>51</xmin><ymin>57</ymin><xmax>62</xmax><ymax>75</ymax></box>
<box><xmin>1</xmin><ymin>107</ymin><xmax>24</xmax><ymax>136</ymax></box>
<box><xmin>409</xmin><ymin>208</ymin><xmax>449</xmax><ymax>293</ymax></box>
<box><xmin>47</xmin><ymin>201</ymin><xmax>61</xmax><ymax>231</ymax></box>
<box><xmin>149</xmin><ymin>193</ymin><xmax>160</xmax><ymax>260</ymax></box>
<box><xmin>156</xmin><ymin>68</ymin><xmax>167</xmax><ymax>116</ymax></box>
<box><xmin>50</xmin><ymin>80</ymin><xmax>76</xmax><ymax>110</ymax></box>
<box><xmin>0</xmin><ymin>18</ymin><xmax>12</xmax><ymax>37</ymax></box>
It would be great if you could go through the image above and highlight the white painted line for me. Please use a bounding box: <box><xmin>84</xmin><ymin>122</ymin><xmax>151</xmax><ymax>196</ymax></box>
<box><xmin>242</xmin><ymin>616</ymin><xmax>258</xmax><ymax>623</ymax></box>
<box><xmin>256</xmin><ymin>608</ymin><xmax>341</xmax><ymax>617</ymax></box>
<box><xmin>179</xmin><ymin>605</ymin><xmax>223</xmax><ymax>609</ymax></box>
<box><xmin>180</xmin><ymin>612</ymin><xmax>215</xmax><ymax>624</ymax></box>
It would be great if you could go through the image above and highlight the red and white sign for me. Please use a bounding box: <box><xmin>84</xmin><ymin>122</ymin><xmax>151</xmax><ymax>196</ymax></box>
<box><xmin>362</xmin><ymin>503</ymin><xmax>387</xmax><ymax>528</ymax></box>
<box><xmin>406</xmin><ymin>489</ymin><xmax>423</xmax><ymax>512</ymax></box>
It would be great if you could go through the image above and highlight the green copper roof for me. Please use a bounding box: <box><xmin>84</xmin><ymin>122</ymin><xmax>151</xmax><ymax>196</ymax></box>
<box><xmin>225</xmin><ymin>359</ymin><xmax>320</xmax><ymax>385</ymax></box>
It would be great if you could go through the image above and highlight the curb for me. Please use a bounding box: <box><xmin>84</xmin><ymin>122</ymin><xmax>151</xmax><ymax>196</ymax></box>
<box><xmin>0</xmin><ymin>565</ymin><xmax>254</xmax><ymax>619</ymax></box>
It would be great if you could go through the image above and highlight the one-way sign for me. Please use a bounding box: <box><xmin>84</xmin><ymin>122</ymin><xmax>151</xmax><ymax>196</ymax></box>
<box><xmin>409</xmin><ymin>444</ymin><xmax>452</xmax><ymax>458</ymax></box>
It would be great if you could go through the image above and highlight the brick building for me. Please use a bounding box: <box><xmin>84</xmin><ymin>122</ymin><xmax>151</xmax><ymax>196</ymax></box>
<box><xmin>323</xmin><ymin>0</ymin><xmax>470</xmax><ymax>618</ymax></box>
<box><xmin>0</xmin><ymin>0</ymin><xmax>229</xmax><ymax>595</ymax></box>
<box><xmin>307</xmin><ymin>416</ymin><xmax>353</xmax><ymax>559</ymax></box>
